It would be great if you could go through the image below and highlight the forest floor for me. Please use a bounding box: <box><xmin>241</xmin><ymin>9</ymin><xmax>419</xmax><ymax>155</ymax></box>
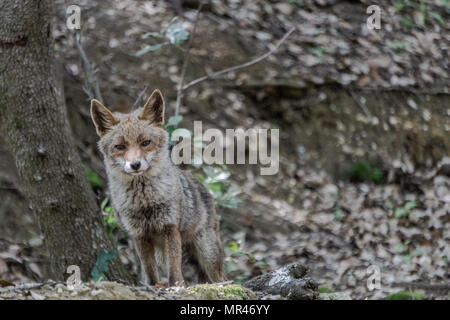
<box><xmin>0</xmin><ymin>0</ymin><xmax>449</xmax><ymax>300</ymax></box>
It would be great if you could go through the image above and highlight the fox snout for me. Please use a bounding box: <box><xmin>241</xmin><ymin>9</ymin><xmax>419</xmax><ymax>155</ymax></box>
<box><xmin>130</xmin><ymin>161</ymin><xmax>141</xmax><ymax>170</ymax></box>
<box><xmin>120</xmin><ymin>146</ymin><xmax>154</xmax><ymax>175</ymax></box>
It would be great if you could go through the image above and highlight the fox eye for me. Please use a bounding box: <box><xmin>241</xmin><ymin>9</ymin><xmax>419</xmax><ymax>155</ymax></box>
<box><xmin>141</xmin><ymin>140</ymin><xmax>151</xmax><ymax>147</ymax></box>
<box><xmin>115</xmin><ymin>144</ymin><xmax>126</xmax><ymax>151</ymax></box>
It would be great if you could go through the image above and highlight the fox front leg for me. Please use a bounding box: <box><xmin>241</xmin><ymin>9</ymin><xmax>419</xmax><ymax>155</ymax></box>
<box><xmin>165</xmin><ymin>226</ymin><xmax>184</xmax><ymax>286</ymax></box>
<box><xmin>134</xmin><ymin>236</ymin><xmax>159</xmax><ymax>285</ymax></box>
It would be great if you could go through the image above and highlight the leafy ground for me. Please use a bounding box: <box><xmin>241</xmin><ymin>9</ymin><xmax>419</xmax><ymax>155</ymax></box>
<box><xmin>0</xmin><ymin>0</ymin><xmax>449</xmax><ymax>300</ymax></box>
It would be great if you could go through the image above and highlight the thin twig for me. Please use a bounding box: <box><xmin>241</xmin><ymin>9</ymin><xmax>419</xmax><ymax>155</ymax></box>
<box><xmin>133</xmin><ymin>85</ymin><xmax>149</xmax><ymax>109</ymax></box>
<box><xmin>71</xmin><ymin>29</ymin><xmax>103</xmax><ymax>103</ymax></box>
<box><xmin>139</xmin><ymin>281</ymin><xmax>158</xmax><ymax>294</ymax></box>
<box><xmin>347</xmin><ymin>89</ymin><xmax>372</xmax><ymax>118</ymax></box>
<box><xmin>175</xmin><ymin>2</ymin><xmax>205</xmax><ymax>117</ymax></box>
<box><xmin>182</xmin><ymin>27</ymin><xmax>296</xmax><ymax>91</ymax></box>
<box><xmin>0</xmin><ymin>283</ymin><xmax>45</xmax><ymax>293</ymax></box>
<box><xmin>214</xmin><ymin>280</ymin><xmax>234</xmax><ymax>286</ymax></box>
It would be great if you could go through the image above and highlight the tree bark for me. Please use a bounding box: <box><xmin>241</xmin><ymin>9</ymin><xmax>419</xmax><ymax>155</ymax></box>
<box><xmin>0</xmin><ymin>0</ymin><xmax>130</xmax><ymax>283</ymax></box>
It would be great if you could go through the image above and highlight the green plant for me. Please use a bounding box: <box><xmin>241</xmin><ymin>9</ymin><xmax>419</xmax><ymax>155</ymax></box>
<box><xmin>90</xmin><ymin>250</ymin><xmax>117</xmax><ymax>282</ymax></box>
<box><xmin>308</xmin><ymin>46</ymin><xmax>326</xmax><ymax>57</ymax></box>
<box><xmin>197</xmin><ymin>165</ymin><xmax>241</xmax><ymax>209</ymax></box>
<box><xmin>100</xmin><ymin>197</ymin><xmax>119</xmax><ymax>237</ymax></box>
<box><xmin>394</xmin><ymin>201</ymin><xmax>418</xmax><ymax>218</ymax></box>
<box><xmin>385</xmin><ymin>291</ymin><xmax>424</xmax><ymax>300</ymax></box>
<box><xmin>287</xmin><ymin>0</ymin><xmax>303</xmax><ymax>7</ymax></box>
<box><xmin>350</xmin><ymin>163</ymin><xmax>384</xmax><ymax>184</ymax></box>
<box><xmin>334</xmin><ymin>208</ymin><xmax>345</xmax><ymax>221</ymax></box>
<box><xmin>224</xmin><ymin>239</ymin><xmax>266</xmax><ymax>283</ymax></box>
<box><xmin>418</xmin><ymin>0</ymin><xmax>427</xmax><ymax>26</ymax></box>
<box><xmin>318</xmin><ymin>287</ymin><xmax>333</xmax><ymax>293</ymax></box>
<box><xmin>85</xmin><ymin>167</ymin><xmax>102</xmax><ymax>188</ymax></box>
<box><xmin>137</xmin><ymin>17</ymin><xmax>189</xmax><ymax>56</ymax></box>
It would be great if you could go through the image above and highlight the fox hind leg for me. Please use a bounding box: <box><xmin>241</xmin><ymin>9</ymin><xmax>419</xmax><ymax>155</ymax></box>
<box><xmin>191</xmin><ymin>229</ymin><xmax>224</xmax><ymax>283</ymax></box>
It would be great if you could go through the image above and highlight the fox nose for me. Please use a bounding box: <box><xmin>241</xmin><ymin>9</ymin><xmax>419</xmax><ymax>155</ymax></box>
<box><xmin>130</xmin><ymin>161</ymin><xmax>141</xmax><ymax>171</ymax></box>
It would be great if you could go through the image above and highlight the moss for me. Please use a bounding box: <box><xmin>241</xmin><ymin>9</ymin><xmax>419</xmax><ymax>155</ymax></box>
<box><xmin>318</xmin><ymin>286</ymin><xmax>333</xmax><ymax>293</ymax></box>
<box><xmin>189</xmin><ymin>284</ymin><xmax>257</xmax><ymax>300</ymax></box>
<box><xmin>385</xmin><ymin>291</ymin><xmax>424</xmax><ymax>300</ymax></box>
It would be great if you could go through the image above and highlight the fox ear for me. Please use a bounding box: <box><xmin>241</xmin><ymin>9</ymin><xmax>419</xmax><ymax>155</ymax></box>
<box><xmin>140</xmin><ymin>89</ymin><xmax>165</xmax><ymax>127</ymax></box>
<box><xmin>90</xmin><ymin>99</ymin><xmax>119</xmax><ymax>136</ymax></box>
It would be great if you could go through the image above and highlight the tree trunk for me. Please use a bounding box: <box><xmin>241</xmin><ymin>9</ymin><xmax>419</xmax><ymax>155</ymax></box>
<box><xmin>0</xmin><ymin>0</ymin><xmax>130</xmax><ymax>283</ymax></box>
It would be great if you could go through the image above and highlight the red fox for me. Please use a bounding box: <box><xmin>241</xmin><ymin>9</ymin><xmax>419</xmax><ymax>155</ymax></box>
<box><xmin>90</xmin><ymin>89</ymin><xmax>224</xmax><ymax>286</ymax></box>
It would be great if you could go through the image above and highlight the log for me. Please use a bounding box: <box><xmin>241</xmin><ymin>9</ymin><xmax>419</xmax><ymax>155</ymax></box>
<box><xmin>243</xmin><ymin>262</ymin><xmax>319</xmax><ymax>300</ymax></box>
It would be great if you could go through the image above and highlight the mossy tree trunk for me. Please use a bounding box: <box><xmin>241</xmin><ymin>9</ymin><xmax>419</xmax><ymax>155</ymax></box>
<box><xmin>0</xmin><ymin>0</ymin><xmax>130</xmax><ymax>283</ymax></box>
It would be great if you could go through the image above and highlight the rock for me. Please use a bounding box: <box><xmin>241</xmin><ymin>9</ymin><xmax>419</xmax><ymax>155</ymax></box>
<box><xmin>179</xmin><ymin>284</ymin><xmax>257</xmax><ymax>300</ymax></box>
<box><xmin>275</xmin><ymin>3</ymin><xmax>294</xmax><ymax>16</ymax></box>
<box><xmin>319</xmin><ymin>292</ymin><xmax>352</xmax><ymax>300</ymax></box>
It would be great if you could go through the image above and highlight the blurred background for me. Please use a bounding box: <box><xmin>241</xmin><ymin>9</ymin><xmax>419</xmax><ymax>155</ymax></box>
<box><xmin>0</xmin><ymin>0</ymin><xmax>449</xmax><ymax>299</ymax></box>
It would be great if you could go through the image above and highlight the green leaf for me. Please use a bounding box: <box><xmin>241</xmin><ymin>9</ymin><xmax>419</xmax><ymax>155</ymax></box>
<box><xmin>319</xmin><ymin>287</ymin><xmax>333</xmax><ymax>293</ymax></box>
<box><xmin>166</xmin><ymin>115</ymin><xmax>183</xmax><ymax>128</ymax></box>
<box><xmin>394</xmin><ymin>207</ymin><xmax>407</xmax><ymax>218</ymax></box>
<box><xmin>165</xmin><ymin>22</ymin><xmax>189</xmax><ymax>45</ymax></box>
<box><xmin>334</xmin><ymin>208</ymin><xmax>345</xmax><ymax>220</ymax></box>
<box><xmin>217</xmin><ymin>197</ymin><xmax>241</xmax><ymax>209</ymax></box>
<box><xmin>207</xmin><ymin>182</ymin><xmax>223</xmax><ymax>197</ymax></box>
<box><xmin>217</xmin><ymin>185</ymin><xmax>241</xmax><ymax>209</ymax></box>
<box><xmin>136</xmin><ymin>43</ymin><xmax>167</xmax><ymax>56</ymax></box>
<box><xmin>404</xmin><ymin>201</ymin><xmax>418</xmax><ymax>211</ymax></box>
<box><xmin>85</xmin><ymin>168</ymin><xmax>102</xmax><ymax>188</ymax></box>
<box><xmin>308</xmin><ymin>46</ymin><xmax>326</xmax><ymax>57</ymax></box>
<box><xmin>385</xmin><ymin>291</ymin><xmax>424</xmax><ymax>300</ymax></box>
<box><xmin>393</xmin><ymin>244</ymin><xmax>407</xmax><ymax>253</ymax></box>
<box><xmin>394</xmin><ymin>1</ymin><xmax>404</xmax><ymax>11</ymax></box>
<box><xmin>401</xmin><ymin>17</ymin><xmax>414</xmax><ymax>28</ymax></box>
<box><xmin>350</xmin><ymin>163</ymin><xmax>384</xmax><ymax>184</ymax></box>
<box><xmin>429</xmin><ymin>11</ymin><xmax>445</xmax><ymax>25</ymax></box>
<box><xmin>203</xmin><ymin>166</ymin><xmax>230</xmax><ymax>183</ymax></box>
<box><xmin>100</xmin><ymin>197</ymin><xmax>109</xmax><ymax>211</ymax></box>
<box><xmin>194</xmin><ymin>173</ymin><xmax>205</xmax><ymax>182</ymax></box>
<box><xmin>395</xmin><ymin>201</ymin><xmax>418</xmax><ymax>218</ymax></box>
<box><xmin>418</xmin><ymin>0</ymin><xmax>427</xmax><ymax>26</ymax></box>
<box><xmin>90</xmin><ymin>250</ymin><xmax>117</xmax><ymax>282</ymax></box>
<box><xmin>227</xmin><ymin>241</ymin><xmax>239</xmax><ymax>252</ymax></box>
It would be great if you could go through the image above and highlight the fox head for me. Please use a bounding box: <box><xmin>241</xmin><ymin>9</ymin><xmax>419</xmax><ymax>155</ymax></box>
<box><xmin>90</xmin><ymin>89</ymin><xmax>169</xmax><ymax>177</ymax></box>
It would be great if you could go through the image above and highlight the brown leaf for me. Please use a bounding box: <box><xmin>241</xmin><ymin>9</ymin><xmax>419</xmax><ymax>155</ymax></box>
<box><xmin>0</xmin><ymin>279</ymin><xmax>14</xmax><ymax>287</ymax></box>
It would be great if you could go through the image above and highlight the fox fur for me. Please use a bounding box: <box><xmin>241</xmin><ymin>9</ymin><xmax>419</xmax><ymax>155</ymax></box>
<box><xmin>90</xmin><ymin>89</ymin><xmax>224</xmax><ymax>286</ymax></box>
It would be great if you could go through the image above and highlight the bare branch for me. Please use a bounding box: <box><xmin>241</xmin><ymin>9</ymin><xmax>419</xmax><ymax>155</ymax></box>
<box><xmin>175</xmin><ymin>2</ymin><xmax>205</xmax><ymax>117</ymax></box>
<box><xmin>133</xmin><ymin>84</ymin><xmax>149</xmax><ymax>109</ymax></box>
<box><xmin>182</xmin><ymin>27</ymin><xmax>296</xmax><ymax>91</ymax></box>
<box><xmin>347</xmin><ymin>89</ymin><xmax>372</xmax><ymax>118</ymax></box>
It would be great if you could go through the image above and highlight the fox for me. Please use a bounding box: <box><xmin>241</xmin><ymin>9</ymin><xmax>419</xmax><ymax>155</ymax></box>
<box><xmin>90</xmin><ymin>89</ymin><xmax>224</xmax><ymax>286</ymax></box>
